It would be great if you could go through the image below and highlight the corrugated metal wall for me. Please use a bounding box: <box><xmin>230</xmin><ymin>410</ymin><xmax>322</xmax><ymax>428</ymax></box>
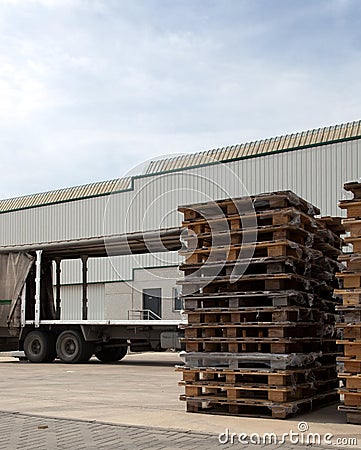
<box><xmin>0</xmin><ymin>140</ymin><xmax>360</xmax><ymax>288</ymax></box>
<box><xmin>59</xmin><ymin>283</ymin><xmax>105</xmax><ymax>320</ymax></box>
<box><xmin>60</xmin><ymin>252</ymin><xmax>181</xmax><ymax>284</ymax></box>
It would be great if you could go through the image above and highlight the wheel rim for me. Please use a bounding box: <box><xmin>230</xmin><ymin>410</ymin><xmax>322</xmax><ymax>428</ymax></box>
<box><xmin>30</xmin><ymin>339</ymin><xmax>41</xmax><ymax>355</ymax></box>
<box><xmin>61</xmin><ymin>337</ymin><xmax>78</xmax><ymax>357</ymax></box>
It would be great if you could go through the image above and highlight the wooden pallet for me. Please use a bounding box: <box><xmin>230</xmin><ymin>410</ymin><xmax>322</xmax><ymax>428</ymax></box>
<box><xmin>336</xmin><ymin>323</ymin><xmax>361</xmax><ymax>339</ymax></box>
<box><xmin>182</xmin><ymin>337</ymin><xmax>336</xmax><ymax>354</ymax></box>
<box><xmin>338</xmin><ymin>253</ymin><xmax>361</xmax><ymax>271</ymax></box>
<box><xmin>177</xmin><ymin>365</ymin><xmax>337</xmax><ymax>387</ymax></box>
<box><xmin>337</xmin><ymin>271</ymin><xmax>361</xmax><ymax>289</ymax></box>
<box><xmin>338</xmin><ymin>404</ymin><xmax>361</xmax><ymax>424</ymax></box>
<box><xmin>179</xmin><ymin>378</ymin><xmax>338</xmax><ymax>403</ymax></box>
<box><xmin>334</xmin><ymin>289</ymin><xmax>361</xmax><ymax>306</ymax></box>
<box><xmin>185</xmin><ymin>307</ymin><xmax>334</xmax><ymax>325</ymax></box>
<box><xmin>180</xmin><ymin>256</ymin><xmax>302</xmax><ymax>278</ymax></box>
<box><xmin>344</xmin><ymin>181</ymin><xmax>361</xmax><ymax>200</ymax></box>
<box><xmin>178</xmin><ymin>273</ymin><xmax>333</xmax><ymax>297</ymax></box>
<box><xmin>179</xmin><ymin>351</ymin><xmax>337</xmax><ymax>370</ymax></box>
<box><xmin>342</xmin><ymin>218</ymin><xmax>361</xmax><ymax>238</ymax></box>
<box><xmin>339</xmin><ymin>200</ymin><xmax>361</xmax><ymax>219</ymax></box>
<box><xmin>181</xmin><ymin>321</ymin><xmax>327</xmax><ymax>339</ymax></box>
<box><xmin>335</xmin><ymin>304</ymin><xmax>361</xmax><ymax>323</ymax></box>
<box><xmin>183</xmin><ymin>290</ymin><xmax>333</xmax><ymax>310</ymax></box>
<box><xmin>181</xmin><ymin>207</ymin><xmax>318</xmax><ymax>235</ymax></box>
<box><xmin>180</xmin><ymin>255</ymin><xmax>341</xmax><ymax>281</ymax></box>
<box><xmin>180</xmin><ymin>239</ymin><xmax>306</xmax><ymax>264</ymax></box>
<box><xmin>179</xmin><ymin>191</ymin><xmax>320</xmax><ymax>221</ymax></box>
<box><xmin>336</xmin><ymin>340</ymin><xmax>361</xmax><ymax>357</ymax></box>
<box><xmin>180</xmin><ymin>239</ymin><xmax>341</xmax><ymax>265</ymax></box>
<box><xmin>182</xmin><ymin>224</ymin><xmax>314</xmax><ymax>249</ymax></box>
<box><xmin>337</xmin><ymin>356</ymin><xmax>361</xmax><ymax>374</ymax></box>
<box><xmin>312</xmin><ymin>241</ymin><xmax>343</xmax><ymax>259</ymax></box>
<box><xmin>344</xmin><ymin>236</ymin><xmax>361</xmax><ymax>253</ymax></box>
<box><xmin>317</xmin><ymin>216</ymin><xmax>345</xmax><ymax>237</ymax></box>
<box><xmin>338</xmin><ymin>373</ymin><xmax>361</xmax><ymax>390</ymax></box>
<box><xmin>181</xmin><ymin>390</ymin><xmax>338</xmax><ymax>419</ymax></box>
<box><xmin>338</xmin><ymin>389</ymin><xmax>361</xmax><ymax>407</ymax></box>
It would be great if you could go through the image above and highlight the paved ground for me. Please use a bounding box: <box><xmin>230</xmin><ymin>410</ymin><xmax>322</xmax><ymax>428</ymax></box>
<box><xmin>0</xmin><ymin>352</ymin><xmax>360</xmax><ymax>449</ymax></box>
<box><xmin>0</xmin><ymin>410</ymin><xmax>358</xmax><ymax>450</ymax></box>
<box><xmin>0</xmin><ymin>411</ymin><xmax>222</xmax><ymax>450</ymax></box>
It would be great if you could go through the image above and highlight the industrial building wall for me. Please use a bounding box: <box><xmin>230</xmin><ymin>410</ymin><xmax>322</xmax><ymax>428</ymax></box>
<box><xmin>60</xmin><ymin>267</ymin><xmax>181</xmax><ymax>320</ymax></box>
<box><xmin>59</xmin><ymin>252</ymin><xmax>181</xmax><ymax>284</ymax></box>
<box><xmin>60</xmin><ymin>283</ymin><xmax>105</xmax><ymax>320</ymax></box>
<box><xmin>0</xmin><ymin>139</ymin><xmax>359</xmax><ymax>246</ymax></box>
<box><xmin>0</xmin><ymin>139</ymin><xmax>360</xmax><ymax>289</ymax></box>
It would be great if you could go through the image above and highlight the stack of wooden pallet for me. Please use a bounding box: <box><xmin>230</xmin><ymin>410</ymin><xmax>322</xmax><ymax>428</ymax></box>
<box><xmin>337</xmin><ymin>181</ymin><xmax>361</xmax><ymax>424</ymax></box>
<box><xmin>177</xmin><ymin>191</ymin><xmax>343</xmax><ymax>419</ymax></box>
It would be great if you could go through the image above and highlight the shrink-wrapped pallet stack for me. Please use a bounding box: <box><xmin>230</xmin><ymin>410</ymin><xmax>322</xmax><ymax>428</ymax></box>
<box><xmin>177</xmin><ymin>191</ymin><xmax>343</xmax><ymax>419</ymax></box>
<box><xmin>337</xmin><ymin>181</ymin><xmax>361</xmax><ymax>424</ymax></box>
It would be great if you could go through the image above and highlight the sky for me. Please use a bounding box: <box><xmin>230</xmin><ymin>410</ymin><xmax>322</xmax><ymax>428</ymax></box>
<box><xmin>0</xmin><ymin>0</ymin><xmax>360</xmax><ymax>199</ymax></box>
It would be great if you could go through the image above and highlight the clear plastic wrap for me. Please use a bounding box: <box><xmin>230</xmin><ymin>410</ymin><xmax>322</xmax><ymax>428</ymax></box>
<box><xmin>305</xmin><ymin>232</ymin><xmax>314</xmax><ymax>248</ymax></box>
<box><xmin>289</xmin><ymin>241</ymin><xmax>303</xmax><ymax>259</ymax></box>
<box><xmin>178</xmin><ymin>351</ymin><xmax>322</xmax><ymax>370</ymax></box>
<box><xmin>288</xmin><ymin>211</ymin><xmax>302</xmax><ymax>227</ymax></box>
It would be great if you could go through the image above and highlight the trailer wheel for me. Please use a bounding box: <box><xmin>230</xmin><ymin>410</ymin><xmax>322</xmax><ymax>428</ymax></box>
<box><xmin>24</xmin><ymin>331</ymin><xmax>56</xmax><ymax>363</ymax></box>
<box><xmin>56</xmin><ymin>330</ymin><xmax>93</xmax><ymax>363</ymax></box>
<box><xmin>95</xmin><ymin>346</ymin><xmax>127</xmax><ymax>363</ymax></box>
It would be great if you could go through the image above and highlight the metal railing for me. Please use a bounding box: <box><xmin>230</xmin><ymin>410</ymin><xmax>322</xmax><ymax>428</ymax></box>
<box><xmin>127</xmin><ymin>309</ymin><xmax>162</xmax><ymax>320</ymax></box>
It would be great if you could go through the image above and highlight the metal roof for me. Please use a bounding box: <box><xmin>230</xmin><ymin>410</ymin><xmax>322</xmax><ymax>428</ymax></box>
<box><xmin>145</xmin><ymin>120</ymin><xmax>361</xmax><ymax>174</ymax></box>
<box><xmin>1</xmin><ymin>119</ymin><xmax>360</xmax><ymax>214</ymax></box>
<box><xmin>0</xmin><ymin>177</ymin><xmax>132</xmax><ymax>213</ymax></box>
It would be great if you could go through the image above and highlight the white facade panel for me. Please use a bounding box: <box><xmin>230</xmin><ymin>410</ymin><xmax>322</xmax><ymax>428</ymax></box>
<box><xmin>59</xmin><ymin>252</ymin><xmax>181</xmax><ymax>284</ymax></box>
<box><xmin>103</xmin><ymin>267</ymin><xmax>182</xmax><ymax>321</ymax></box>
<box><xmin>59</xmin><ymin>283</ymin><xmax>105</xmax><ymax>320</ymax></box>
<box><xmin>59</xmin><ymin>269</ymin><xmax>181</xmax><ymax>321</ymax></box>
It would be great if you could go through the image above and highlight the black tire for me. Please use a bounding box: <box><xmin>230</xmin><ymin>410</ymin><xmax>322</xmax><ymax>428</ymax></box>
<box><xmin>24</xmin><ymin>330</ymin><xmax>56</xmax><ymax>363</ymax></box>
<box><xmin>95</xmin><ymin>346</ymin><xmax>127</xmax><ymax>363</ymax></box>
<box><xmin>56</xmin><ymin>330</ymin><xmax>93</xmax><ymax>363</ymax></box>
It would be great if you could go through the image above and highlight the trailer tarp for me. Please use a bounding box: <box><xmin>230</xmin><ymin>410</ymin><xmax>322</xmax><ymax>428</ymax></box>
<box><xmin>0</xmin><ymin>252</ymin><xmax>34</xmax><ymax>332</ymax></box>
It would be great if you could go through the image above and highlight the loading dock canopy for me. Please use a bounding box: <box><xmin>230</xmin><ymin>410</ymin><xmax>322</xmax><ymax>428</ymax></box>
<box><xmin>0</xmin><ymin>227</ymin><xmax>182</xmax><ymax>259</ymax></box>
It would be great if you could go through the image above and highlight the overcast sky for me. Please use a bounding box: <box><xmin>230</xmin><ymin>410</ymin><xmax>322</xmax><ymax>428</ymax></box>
<box><xmin>0</xmin><ymin>0</ymin><xmax>360</xmax><ymax>198</ymax></box>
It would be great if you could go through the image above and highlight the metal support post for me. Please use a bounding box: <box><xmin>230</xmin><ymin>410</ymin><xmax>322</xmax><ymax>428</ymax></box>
<box><xmin>20</xmin><ymin>283</ymin><xmax>26</xmax><ymax>327</ymax></box>
<box><xmin>55</xmin><ymin>257</ymin><xmax>62</xmax><ymax>320</ymax></box>
<box><xmin>34</xmin><ymin>250</ymin><xmax>42</xmax><ymax>327</ymax></box>
<box><xmin>81</xmin><ymin>255</ymin><xmax>88</xmax><ymax>320</ymax></box>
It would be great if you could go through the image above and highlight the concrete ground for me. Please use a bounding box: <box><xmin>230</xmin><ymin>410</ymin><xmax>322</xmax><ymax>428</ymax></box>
<box><xmin>0</xmin><ymin>352</ymin><xmax>361</xmax><ymax>449</ymax></box>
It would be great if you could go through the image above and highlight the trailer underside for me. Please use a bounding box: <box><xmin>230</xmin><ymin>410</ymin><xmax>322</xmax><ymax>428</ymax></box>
<box><xmin>0</xmin><ymin>227</ymin><xmax>184</xmax><ymax>362</ymax></box>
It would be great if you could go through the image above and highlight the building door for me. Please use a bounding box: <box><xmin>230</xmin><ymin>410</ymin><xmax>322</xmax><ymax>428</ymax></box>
<box><xmin>143</xmin><ymin>288</ymin><xmax>162</xmax><ymax>319</ymax></box>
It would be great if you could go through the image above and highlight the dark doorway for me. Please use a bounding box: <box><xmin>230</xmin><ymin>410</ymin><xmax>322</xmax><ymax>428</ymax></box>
<box><xmin>143</xmin><ymin>288</ymin><xmax>162</xmax><ymax>319</ymax></box>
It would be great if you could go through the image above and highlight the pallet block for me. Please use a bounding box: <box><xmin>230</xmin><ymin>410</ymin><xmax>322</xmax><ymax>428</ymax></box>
<box><xmin>344</xmin><ymin>181</ymin><xmax>361</xmax><ymax>200</ymax></box>
<box><xmin>339</xmin><ymin>200</ymin><xmax>361</xmax><ymax>219</ymax></box>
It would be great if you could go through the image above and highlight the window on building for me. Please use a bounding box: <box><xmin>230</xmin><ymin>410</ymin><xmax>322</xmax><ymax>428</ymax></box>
<box><xmin>173</xmin><ymin>287</ymin><xmax>183</xmax><ymax>311</ymax></box>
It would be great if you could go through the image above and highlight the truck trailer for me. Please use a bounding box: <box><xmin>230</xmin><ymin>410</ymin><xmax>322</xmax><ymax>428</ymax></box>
<box><xmin>0</xmin><ymin>228</ymin><xmax>184</xmax><ymax>363</ymax></box>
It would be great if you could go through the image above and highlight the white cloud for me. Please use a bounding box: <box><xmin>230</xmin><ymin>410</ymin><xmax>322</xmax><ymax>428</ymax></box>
<box><xmin>0</xmin><ymin>0</ymin><xmax>360</xmax><ymax>198</ymax></box>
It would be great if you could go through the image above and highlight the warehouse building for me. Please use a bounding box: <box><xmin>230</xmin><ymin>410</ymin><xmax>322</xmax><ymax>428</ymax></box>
<box><xmin>0</xmin><ymin>120</ymin><xmax>360</xmax><ymax>321</ymax></box>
